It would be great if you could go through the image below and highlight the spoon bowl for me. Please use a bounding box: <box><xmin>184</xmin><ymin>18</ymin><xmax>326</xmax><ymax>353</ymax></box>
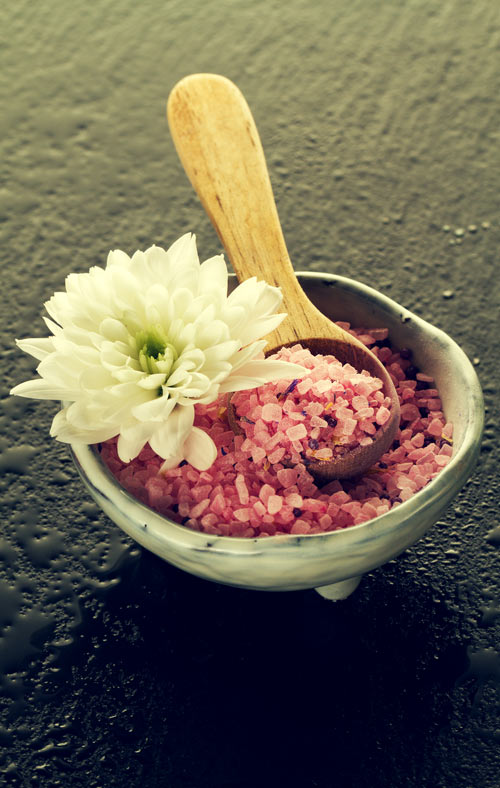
<box><xmin>167</xmin><ymin>73</ymin><xmax>400</xmax><ymax>480</ymax></box>
<box><xmin>70</xmin><ymin>272</ymin><xmax>483</xmax><ymax>599</ymax></box>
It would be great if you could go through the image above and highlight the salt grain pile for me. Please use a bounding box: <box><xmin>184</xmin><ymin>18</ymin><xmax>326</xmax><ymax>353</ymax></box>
<box><xmin>100</xmin><ymin>324</ymin><xmax>453</xmax><ymax>537</ymax></box>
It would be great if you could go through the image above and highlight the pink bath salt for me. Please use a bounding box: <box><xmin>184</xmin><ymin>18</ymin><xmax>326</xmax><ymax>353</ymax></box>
<box><xmin>415</xmin><ymin>388</ymin><xmax>439</xmax><ymax>399</ymax></box>
<box><xmin>297</xmin><ymin>378</ymin><xmax>313</xmax><ymax>395</ymax></box>
<box><xmin>417</xmin><ymin>372</ymin><xmax>434</xmax><ymax>383</ymax></box>
<box><xmin>290</xmin><ymin>520</ymin><xmax>311</xmax><ymax>534</ymax></box>
<box><xmin>286</xmin><ymin>423</ymin><xmax>308</xmax><ymax>442</ymax></box>
<box><xmin>233</xmin><ymin>508</ymin><xmax>251</xmax><ymax>522</ymax></box>
<box><xmin>416</xmin><ymin>450</ymin><xmax>436</xmax><ymax>466</ymax></box>
<box><xmin>253</xmin><ymin>499</ymin><xmax>267</xmax><ymax>517</ymax></box>
<box><xmin>310</xmin><ymin>415</ymin><xmax>328</xmax><ymax>428</ymax></box>
<box><xmin>277</xmin><ymin>467</ymin><xmax>299</xmax><ymax>488</ymax></box>
<box><xmin>191</xmin><ymin>484</ymin><xmax>213</xmax><ymax>503</ymax></box>
<box><xmin>261</xmin><ymin>402</ymin><xmax>282</xmax><ymax>422</ymax></box>
<box><xmin>362</xmin><ymin>502</ymin><xmax>379</xmax><ymax>519</ymax></box>
<box><xmin>356</xmin><ymin>333</ymin><xmax>377</xmax><ymax>346</ymax></box>
<box><xmin>375</xmin><ymin>406</ymin><xmax>391</xmax><ymax>426</ymax></box>
<box><xmin>360</xmin><ymin>420</ymin><xmax>377</xmax><ymax>435</ymax></box>
<box><xmin>267</xmin><ymin>495</ymin><xmax>283</xmax><ymax>515</ymax></box>
<box><xmin>442</xmin><ymin>422</ymin><xmax>453</xmax><ymax>441</ymax></box>
<box><xmin>302</xmin><ymin>498</ymin><xmax>326</xmax><ymax>513</ymax></box>
<box><xmin>313</xmin><ymin>447</ymin><xmax>333</xmax><ymax>461</ymax></box>
<box><xmin>407</xmin><ymin>443</ymin><xmax>434</xmax><ymax>461</ymax></box>
<box><xmin>259</xmin><ymin>484</ymin><xmax>275</xmax><ymax>505</ymax></box>
<box><xmin>251</xmin><ymin>445</ymin><xmax>267</xmax><ymax>463</ymax></box>
<box><xmin>286</xmin><ymin>493</ymin><xmax>303</xmax><ymax>508</ymax></box>
<box><xmin>400</xmin><ymin>403</ymin><xmax>420</xmax><ymax>422</ymax></box>
<box><xmin>330</xmin><ymin>490</ymin><xmax>351</xmax><ymax>505</ymax></box>
<box><xmin>341</xmin><ymin>500</ymin><xmax>362</xmax><ymax>517</ymax></box>
<box><xmin>370</xmin><ymin>327</ymin><xmax>389</xmax><ymax>341</ymax></box>
<box><xmin>305</xmin><ymin>401</ymin><xmax>324</xmax><ymax>417</ymax></box>
<box><xmin>388</xmin><ymin>362</ymin><xmax>406</xmax><ymax>382</ymax></box>
<box><xmin>314</xmin><ymin>379</ymin><xmax>333</xmax><ymax>394</ymax></box>
<box><xmin>427</xmin><ymin>418</ymin><xmax>444</xmax><ymax>437</ymax></box>
<box><xmin>200</xmin><ymin>513</ymin><xmax>220</xmax><ymax>529</ymax></box>
<box><xmin>274</xmin><ymin>504</ymin><xmax>294</xmax><ymax>523</ymax></box>
<box><xmin>408</xmin><ymin>469</ymin><xmax>429</xmax><ymax>488</ymax></box>
<box><xmin>356</xmin><ymin>407</ymin><xmax>375</xmax><ymax>420</ymax></box>
<box><xmin>100</xmin><ymin>328</ymin><xmax>452</xmax><ymax>539</ymax></box>
<box><xmin>319</xmin><ymin>514</ymin><xmax>333</xmax><ymax>529</ymax></box>
<box><xmin>178</xmin><ymin>501</ymin><xmax>191</xmax><ymax>518</ymax></box>
<box><xmin>235</xmin><ymin>473</ymin><xmax>250</xmax><ymax>505</ymax></box>
<box><xmin>340</xmin><ymin>417</ymin><xmax>357</xmax><ymax>436</ymax></box>
<box><xmin>268</xmin><ymin>447</ymin><xmax>286</xmax><ymax>465</ymax></box>
<box><xmin>210</xmin><ymin>493</ymin><xmax>227</xmax><ymax>516</ymax></box>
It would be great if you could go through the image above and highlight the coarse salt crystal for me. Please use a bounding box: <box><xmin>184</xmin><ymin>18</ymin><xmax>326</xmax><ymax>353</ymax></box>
<box><xmin>286</xmin><ymin>423</ymin><xmax>307</xmax><ymax>441</ymax></box>
<box><xmin>267</xmin><ymin>495</ymin><xmax>283</xmax><ymax>514</ymax></box>
<box><xmin>268</xmin><ymin>447</ymin><xmax>286</xmax><ymax>465</ymax></box>
<box><xmin>261</xmin><ymin>402</ymin><xmax>282</xmax><ymax>422</ymax></box>
<box><xmin>101</xmin><ymin>332</ymin><xmax>452</xmax><ymax>540</ymax></box>
<box><xmin>427</xmin><ymin>418</ymin><xmax>444</xmax><ymax>437</ymax></box>
<box><xmin>235</xmin><ymin>474</ymin><xmax>249</xmax><ymax>505</ymax></box>
<box><xmin>234</xmin><ymin>508</ymin><xmax>251</xmax><ymax>522</ymax></box>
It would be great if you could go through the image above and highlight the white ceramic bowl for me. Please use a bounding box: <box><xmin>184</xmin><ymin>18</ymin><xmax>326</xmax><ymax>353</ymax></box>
<box><xmin>70</xmin><ymin>273</ymin><xmax>483</xmax><ymax>599</ymax></box>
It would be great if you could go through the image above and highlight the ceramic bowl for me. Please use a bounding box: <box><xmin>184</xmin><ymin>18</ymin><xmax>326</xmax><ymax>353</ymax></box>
<box><xmin>70</xmin><ymin>273</ymin><xmax>484</xmax><ymax>599</ymax></box>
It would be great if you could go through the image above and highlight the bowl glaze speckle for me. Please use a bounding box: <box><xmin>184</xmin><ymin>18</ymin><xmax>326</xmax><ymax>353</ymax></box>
<box><xmin>70</xmin><ymin>273</ymin><xmax>483</xmax><ymax>598</ymax></box>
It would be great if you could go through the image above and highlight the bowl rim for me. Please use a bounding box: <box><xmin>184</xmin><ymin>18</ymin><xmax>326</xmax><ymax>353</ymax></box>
<box><xmin>70</xmin><ymin>271</ymin><xmax>484</xmax><ymax>556</ymax></box>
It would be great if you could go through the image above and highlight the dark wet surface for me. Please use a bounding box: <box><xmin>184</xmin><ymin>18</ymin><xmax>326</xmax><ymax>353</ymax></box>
<box><xmin>1</xmin><ymin>1</ymin><xmax>500</xmax><ymax>785</ymax></box>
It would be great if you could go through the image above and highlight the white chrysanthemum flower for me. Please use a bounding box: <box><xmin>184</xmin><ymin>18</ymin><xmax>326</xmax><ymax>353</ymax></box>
<box><xmin>11</xmin><ymin>234</ymin><xmax>304</xmax><ymax>471</ymax></box>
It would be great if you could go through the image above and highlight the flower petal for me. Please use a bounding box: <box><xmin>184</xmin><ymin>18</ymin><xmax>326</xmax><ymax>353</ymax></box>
<box><xmin>131</xmin><ymin>394</ymin><xmax>177</xmax><ymax>423</ymax></box>
<box><xmin>198</xmin><ymin>255</ymin><xmax>228</xmax><ymax>299</ymax></box>
<box><xmin>219</xmin><ymin>360</ymin><xmax>306</xmax><ymax>392</ymax></box>
<box><xmin>10</xmin><ymin>379</ymin><xmax>80</xmax><ymax>400</ymax></box>
<box><xmin>149</xmin><ymin>404</ymin><xmax>194</xmax><ymax>459</ymax></box>
<box><xmin>117</xmin><ymin>422</ymin><xmax>153</xmax><ymax>462</ymax></box>
<box><xmin>15</xmin><ymin>337</ymin><xmax>55</xmax><ymax>361</ymax></box>
<box><xmin>182</xmin><ymin>427</ymin><xmax>217</xmax><ymax>471</ymax></box>
<box><xmin>12</xmin><ymin>235</ymin><xmax>302</xmax><ymax>466</ymax></box>
<box><xmin>50</xmin><ymin>407</ymin><xmax>118</xmax><ymax>444</ymax></box>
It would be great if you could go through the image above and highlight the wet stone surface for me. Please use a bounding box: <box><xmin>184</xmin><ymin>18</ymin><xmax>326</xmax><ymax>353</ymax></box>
<box><xmin>1</xmin><ymin>1</ymin><xmax>500</xmax><ymax>786</ymax></box>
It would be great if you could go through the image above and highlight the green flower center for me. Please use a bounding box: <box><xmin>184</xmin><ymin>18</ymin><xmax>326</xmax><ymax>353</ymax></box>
<box><xmin>135</xmin><ymin>326</ymin><xmax>178</xmax><ymax>377</ymax></box>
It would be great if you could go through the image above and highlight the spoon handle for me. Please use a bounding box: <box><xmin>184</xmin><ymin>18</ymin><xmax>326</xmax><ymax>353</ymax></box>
<box><xmin>167</xmin><ymin>73</ymin><xmax>344</xmax><ymax>349</ymax></box>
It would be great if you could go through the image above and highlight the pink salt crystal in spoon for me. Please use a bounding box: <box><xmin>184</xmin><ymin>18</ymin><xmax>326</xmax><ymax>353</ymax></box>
<box><xmin>167</xmin><ymin>73</ymin><xmax>400</xmax><ymax>480</ymax></box>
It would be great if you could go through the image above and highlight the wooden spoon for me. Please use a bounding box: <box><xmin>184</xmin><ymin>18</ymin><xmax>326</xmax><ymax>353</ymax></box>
<box><xmin>167</xmin><ymin>73</ymin><xmax>400</xmax><ymax>480</ymax></box>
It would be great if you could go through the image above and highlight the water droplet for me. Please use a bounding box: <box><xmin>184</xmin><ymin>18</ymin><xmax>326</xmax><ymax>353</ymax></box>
<box><xmin>486</xmin><ymin>525</ymin><xmax>500</xmax><ymax>545</ymax></box>
<box><xmin>480</xmin><ymin>605</ymin><xmax>500</xmax><ymax>627</ymax></box>
<box><xmin>0</xmin><ymin>607</ymin><xmax>54</xmax><ymax>675</ymax></box>
<box><xmin>463</xmin><ymin>646</ymin><xmax>500</xmax><ymax>683</ymax></box>
<box><xmin>0</xmin><ymin>444</ymin><xmax>38</xmax><ymax>474</ymax></box>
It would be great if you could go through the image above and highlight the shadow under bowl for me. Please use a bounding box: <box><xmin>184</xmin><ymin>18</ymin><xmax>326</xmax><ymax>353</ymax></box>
<box><xmin>70</xmin><ymin>273</ymin><xmax>484</xmax><ymax>597</ymax></box>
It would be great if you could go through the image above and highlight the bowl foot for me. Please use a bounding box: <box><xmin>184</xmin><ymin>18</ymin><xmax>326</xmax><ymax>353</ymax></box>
<box><xmin>314</xmin><ymin>575</ymin><xmax>362</xmax><ymax>601</ymax></box>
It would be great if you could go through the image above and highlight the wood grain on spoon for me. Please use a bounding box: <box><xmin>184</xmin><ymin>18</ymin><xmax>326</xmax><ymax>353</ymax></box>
<box><xmin>167</xmin><ymin>73</ymin><xmax>400</xmax><ymax>479</ymax></box>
